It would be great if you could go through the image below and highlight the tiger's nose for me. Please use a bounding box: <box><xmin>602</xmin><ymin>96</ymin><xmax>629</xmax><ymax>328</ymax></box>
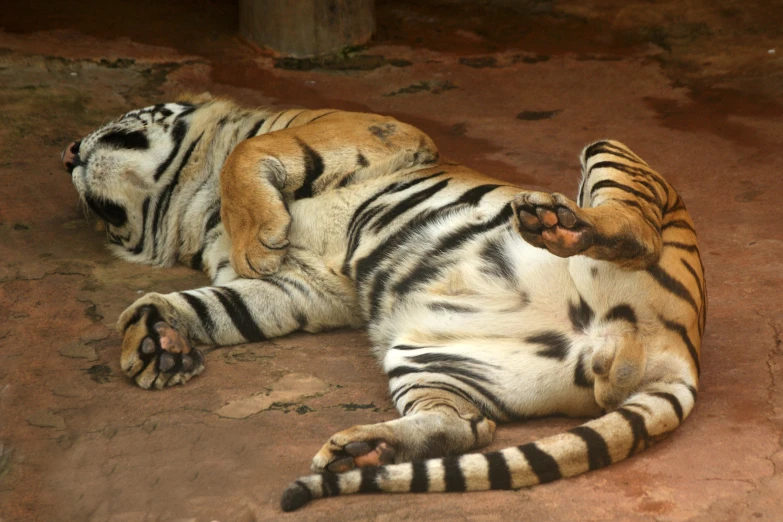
<box><xmin>62</xmin><ymin>141</ymin><xmax>81</xmax><ymax>173</ymax></box>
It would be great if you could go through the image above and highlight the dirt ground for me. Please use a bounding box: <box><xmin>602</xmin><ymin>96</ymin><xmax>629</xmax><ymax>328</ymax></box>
<box><xmin>1</xmin><ymin>1</ymin><xmax>782</xmax><ymax>521</ymax></box>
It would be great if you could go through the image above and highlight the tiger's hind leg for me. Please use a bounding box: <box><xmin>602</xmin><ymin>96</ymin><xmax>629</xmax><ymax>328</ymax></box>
<box><xmin>512</xmin><ymin>140</ymin><xmax>680</xmax><ymax>270</ymax></box>
<box><xmin>311</xmin><ymin>385</ymin><xmax>496</xmax><ymax>473</ymax></box>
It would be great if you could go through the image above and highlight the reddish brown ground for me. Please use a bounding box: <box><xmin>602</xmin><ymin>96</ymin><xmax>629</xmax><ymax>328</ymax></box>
<box><xmin>1</xmin><ymin>1</ymin><xmax>782</xmax><ymax>521</ymax></box>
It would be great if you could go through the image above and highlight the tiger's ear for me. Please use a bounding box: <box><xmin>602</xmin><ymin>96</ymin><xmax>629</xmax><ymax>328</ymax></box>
<box><xmin>177</xmin><ymin>91</ymin><xmax>213</xmax><ymax>105</ymax></box>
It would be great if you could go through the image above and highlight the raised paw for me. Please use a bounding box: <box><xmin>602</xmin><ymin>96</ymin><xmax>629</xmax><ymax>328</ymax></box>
<box><xmin>119</xmin><ymin>304</ymin><xmax>204</xmax><ymax>390</ymax></box>
<box><xmin>512</xmin><ymin>191</ymin><xmax>595</xmax><ymax>258</ymax></box>
<box><xmin>312</xmin><ymin>427</ymin><xmax>397</xmax><ymax>473</ymax></box>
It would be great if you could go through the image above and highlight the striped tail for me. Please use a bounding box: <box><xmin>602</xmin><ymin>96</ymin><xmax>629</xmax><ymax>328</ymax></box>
<box><xmin>280</xmin><ymin>380</ymin><xmax>697</xmax><ymax>512</ymax></box>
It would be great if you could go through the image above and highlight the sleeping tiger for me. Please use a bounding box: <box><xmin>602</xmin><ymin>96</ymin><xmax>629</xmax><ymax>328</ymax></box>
<box><xmin>62</xmin><ymin>97</ymin><xmax>705</xmax><ymax>511</ymax></box>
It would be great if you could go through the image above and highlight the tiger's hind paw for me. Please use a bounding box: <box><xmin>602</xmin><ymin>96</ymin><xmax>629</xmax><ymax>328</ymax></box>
<box><xmin>312</xmin><ymin>432</ymin><xmax>396</xmax><ymax>474</ymax></box>
<box><xmin>512</xmin><ymin>191</ymin><xmax>594</xmax><ymax>257</ymax></box>
<box><xmin>119</xmin><ymin>303</ymin><xmax>204</xmax><ymax>390</ymax></box>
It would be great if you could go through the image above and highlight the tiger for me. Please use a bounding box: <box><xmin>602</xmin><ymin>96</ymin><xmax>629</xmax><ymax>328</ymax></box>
<box><xmin>62</xmin><ymin>96</ymin><xmax>705</xmax><ymax>512</ymax></box>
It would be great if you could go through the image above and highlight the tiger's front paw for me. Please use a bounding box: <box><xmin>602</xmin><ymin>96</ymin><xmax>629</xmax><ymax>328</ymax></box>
<box><xmin>118</xmin><ymin>299</ymin><xmax>204</xmax><ymax>390</ymax></box>
<box><xmin>512</xmin><ymin>191</ymin><xmax>595</xmax><ymax>258</ymax></box>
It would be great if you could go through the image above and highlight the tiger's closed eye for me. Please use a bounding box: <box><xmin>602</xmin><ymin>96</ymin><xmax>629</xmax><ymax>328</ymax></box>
<box><xmin>99</xmin><ymin>130</ymin><xmax>150</xmax><ymax>150</ymax></box>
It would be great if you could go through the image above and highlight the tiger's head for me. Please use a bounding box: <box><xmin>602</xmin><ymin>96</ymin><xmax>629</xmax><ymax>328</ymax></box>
<box><xmin>63</xmin><ymin>98</ymin><xmax>247</xmax><ymax>266</ymax></box>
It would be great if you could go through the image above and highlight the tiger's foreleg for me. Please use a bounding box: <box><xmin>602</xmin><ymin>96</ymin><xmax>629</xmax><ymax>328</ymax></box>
<box><xmin>117</xmin><ymin>249</ymin><xmax>362</xmax><ymax>389</ymax></box>
<box><xmin>220</xmin><ymin>111</ymin><xmax>438</xmax><ymax>279</ymax></box>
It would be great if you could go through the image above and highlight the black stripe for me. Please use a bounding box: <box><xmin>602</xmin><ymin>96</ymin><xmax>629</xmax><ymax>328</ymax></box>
<box><xmin>518</xmin><ymin>443</ymin><xmax>562</xmax><ymax>483</ymax></box>
<box><xmin>343</xmin><ymin>172</ymin><xmax>447</xmax><ymax>270</ymax></box>
<box><xmin>631</xmin><ymin>177</ymin><xmax>664</xmax><ymax>207</ymax></box>
<box><xmin>130</xmin><ymin>197</ymin><xmax>151</xmax><ymax>254</ymax></box>
<box><xmin>649</xmin><ymin>391</ymin><xmax>684</xmax><ymax>423</ymax></box>
<box><xmin>265</xmin><ymin>111</ymin><xmax>286</xmax><ymax>131</ymax></box>
<box><xmin>485</xmin><ymin>452</ymin><xmax>512</xmax><ymax>489</ymax></box>
<box><xmin>261</xmin><ymin>277</ymin><xmax>293</xmax><ymax>297</ymax></box>
<box><xmin>371</xmin><ymin>178</ymin><xmax>451</xmax><ymax>232</ymax></box>
<box><xmin>666</xmin><ymin>196</ymin><xmax>687</xmax><ymax>214</ymax></box>
<box><xmin>154</xmin><ymin>119</ymin><xmax>188</xmax><ymax>181</ymax></box>
<box><xmin>387</xmin><ymin>366</ymin><xmax>510</xmax><ymax>420</ymax></box>
<box><xmin>427</xmin><ymin>302</ymin><xmax>478</xmax><ymax>313</ymax></box>
<box><xmin>661</xmin><ymin>219</ymin><xmax>695</xmax><ymax>232</ymax></box>
<box><xmin>391</xmin><ymin>203</ymin><xmax>514</xmax><ymax>296</ymax></box>
<box><xmin>345</xmin><ymin>174</ymin><xmax>461</xmax><ymax>276</ymax></box>
<box><xmin>573</xmin><ymin>351</ymin><xmax>593</xmax><ymax>388</ymax></box>
<box><xmin>212</xmin><ymin>287</ymin><xmax>266</xmax><ymax>342</ymax></box>
<box><xmin>604</xmin><ymin>304</ymin><xmax>637</xmax><ymax>325</ymax></box>
<box><xmin>387</xmin><ymin>363</ymin><xmax>491</xmax><ymax>384</ymax></box>
<box><xmin>357</xmin><ymin>152</ymin><xmax>369</xmax><ymax>167</ymax></box>
<box><xmin>283</xmin><ymin>110</ymin><xmax>306</xmax><ymax>128</ymax></box>
<box><xmin>358</xmin><ymin>467</ymin><xmax>382</xmax><ymax>493</ymax></box>
<box><xmin>151</xmin><ymin>133</ymin><xmax>204</xmax><ymax>257</ymax></box>
<box><xmin>367</xmin><ymin>271</ymin><xmax>390</xmax><ymax>321</ymax></box>
<box><xmin>442</xmin><ymin>456</ymin><xmax>466</xmax><ymax>491</ymax></box>
<box><xmin>616</xmin><ymin>407</ymin><xmax>650</xmax><ymax>458</ymax></box>
<box><xmin>273</xmin><ymin>275</ymin><xmax>312</xmax><ymax>297</ymax></box>
<box><xmin>455</xmin><ymin>184</ymin><xmax>501</xmax><ymax>205</ymax></box>
<box><xmin>681</xmin><ymin>257</ymin><xmax>705</xmax><ymax>321</ymax></box>
<box><xmin>588</xmin><ymin>160</ymin><xmax>667</xmax><ymax>189</ymax></box>
<box><xmin>180</xmin><ymin>292</ymin><xmax>216</xmax><ymax>342</ymax></box>
<box><xmin>190</xmin><ymin>206</ymin><xmax>222</xmax><ymax>271</ymax></box>
<box><xmin>391</xmin><ymin>382</ymin><xmax>476</xmax><ymax>408</ymax></box>
<box><xmin>410</xmin><ymin>461</ymin><xmax>429</xmax><ymax>492</ymax></box>
<box><xmin>308</xmin><ymin>110</ymin><xmax>339</xmax><ymax>123</ymax></box>
<box><xmin>647</xmin><ymin>265</ymin><xmax>699</xmax><ymax>316</ymax></box>
<box><xmin>408</xmin><ymin>352</ymin><xmax>499</xmax><ymax>369</ymax></box>
<box><xmin>205</xmin><ymin>205</ymin><xmax>222</xmax><ymax>233</ymax></box>
<box><xmin>481</xmin><ymin>238</ymin><xmax>516</xmax><ymax>282</ymax></box>
<box><xmin>527</xmin><ymin>331</ymin><xmax>571</xmax><ymax>360</ymax></box>
<box><xmin>215</xmin><ymin>259</ymin><xmax>230</xmax><ymax>272</ymax></box>
<box><xmin>660</xmin><ymin>317</ymin><xmax>700</xmax><ymax>374</ymax></box>
<box><xmin>663</xmin><ymin>241</ymin><xmax>699</xmax><ymax>253</ymax></box>
<box><xmin>586</xmin><ymin>160</ymin><xmax>669</xmax><ymax>209</ymax></box>
<box><xmin>568</xmin><ymin>295</ymin><xmax>594</xmax><ymax>332</ymax></box>
<box><xmin>293</xmin><ymin>140</ymin><xmax>325</xmax><ymax>199</ymax></box>
<box><xmin>590</xmin><ymin>179</ymin><xmax>657</xmax><ymax>205</ymax></box>
<box><xmin>190</xmin><ymin>249</ymin><xmax>204</xmax><ymax>271</ymax></box>
<box><xmin>344</xmin><ymin>205</ymin><xmax>388</xmax><ymax>273</ymax></box>
<box><xmin>584</xmin><ymin>142</ymin><xmax>646</xmax><ymax>166</ymax></box>
<box><xmin>616</xmin><ymin>198</ymin><xmax>662</xmax><ymax>232</ymax></box>
<box><xmin>320</xmin><ymin>472</ymin><xmax>340</xmax><ymax>498</ymax></box>
<box><xmin>569</xmin><ymin>426</ymin><xmax>612</xmax><ymax>470</ymax></box>
<box><xmin>244</xmin><ymin>118</ymin><xmax>265</xmax><ymax>140</ymax></box>
<box><xmin>390</xmin><ymin>344</ymin><xmax>437</xmax><ymax>351</ymax></box>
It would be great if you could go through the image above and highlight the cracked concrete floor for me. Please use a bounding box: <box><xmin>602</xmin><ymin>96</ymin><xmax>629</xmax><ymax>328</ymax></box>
<box><xmin>1</xmin><ymin>1</ymin><xmax>782</xmax><ymax>521</ymax></box>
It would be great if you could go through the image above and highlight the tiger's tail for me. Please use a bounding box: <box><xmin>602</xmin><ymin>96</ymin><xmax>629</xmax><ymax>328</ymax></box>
<box><xmin>280</xmin><ymin>380</ymin><xmax>696</xmax><ymax>512</ymax></box>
